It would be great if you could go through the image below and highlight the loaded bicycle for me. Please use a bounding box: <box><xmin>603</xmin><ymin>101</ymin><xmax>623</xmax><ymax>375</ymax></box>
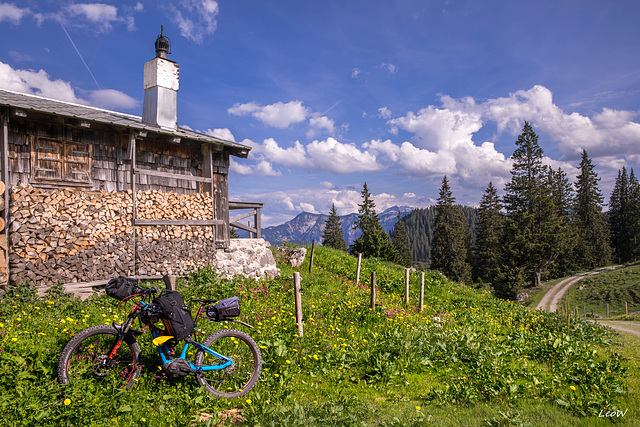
<box><xmin>57</xmin><ymin>276</ymin><xmax>262</xmax><ymax>398</ymax></box>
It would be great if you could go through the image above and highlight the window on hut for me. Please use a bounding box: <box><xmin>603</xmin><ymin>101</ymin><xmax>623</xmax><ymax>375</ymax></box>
<box><xmin>31</xmin><ymin>137</ymin><xmax>92</xmax><ymax>185</ymax></box>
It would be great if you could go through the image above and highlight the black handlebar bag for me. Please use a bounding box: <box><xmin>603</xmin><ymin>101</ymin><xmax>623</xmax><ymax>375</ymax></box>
<box><xmin>105</xmin><ymin>277</ymin><xmax>143</xmax><ymax>300</ymax></box>
<box><xmin>153</xmin><ymin>290</ymin><xmax>195</xmax><ymax>341</ymax></box>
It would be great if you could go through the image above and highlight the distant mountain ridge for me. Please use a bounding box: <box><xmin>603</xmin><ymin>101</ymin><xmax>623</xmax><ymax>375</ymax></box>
<box><xmin>261</xmin><ymin>206</ymin><xmax>414</xmax><ymax>246</ymax></box>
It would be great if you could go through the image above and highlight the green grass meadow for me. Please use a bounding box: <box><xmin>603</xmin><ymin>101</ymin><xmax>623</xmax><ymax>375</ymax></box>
<box><xmin>561</xmin><ymin>263</ymin><xmax>640</xmax><ymax>320</ymax></box>
<box><xmin>0</xmin><ymin>246</ymin><xmax>638</xmax><ymax>426</ymax></box>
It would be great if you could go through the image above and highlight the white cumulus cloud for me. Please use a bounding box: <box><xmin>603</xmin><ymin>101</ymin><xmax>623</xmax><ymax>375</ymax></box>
<box><xmin>480</xmin><ymin>85</ymin><xmax>640</xmax><ymax>163</ymax></box>
<box><xmin>236</xmin><ymin>137</ymin><xmax>382</xmax><ymax>175</ymax></box>
<box><xmin>170</xmin><ymin>0</ymin><xmax>219</xmax><ymax>44</ymax></box>
<box><xmin>61</xmin><ymin>3</ymin><xmax>142</xmax><ymax>33</ymax></box>
<box><xmin>229</xmin><ymin>100</ymin><xmax>310</xmax><ymax>129</ymax></box>
<box><xmin>205</xmin><ymin>128</ymin><xmax>236</xmax><ymax>142</ymax></box>
<box><xmin>307</xmin><ymin>115</ymin><xmax>335</xmax><ymax>139</ymax></box>
<box><xmin>0</xmin><ymin>3</ymin><xmax>29</xmax><ymax>23</ymax></box>
<box><xmin>378</xmin><ymin>107</ymin><xmax>392</xmax><ymax>119</ymax></box>
<box><xmin>0</xmin><ymin>60</ymin><xmax>138</xmax><ymax>110</ymax></box>
<box><xmin>66</xmin><ymin>3</ymin><xmax>118</xmax><ymax>23</ymax></box>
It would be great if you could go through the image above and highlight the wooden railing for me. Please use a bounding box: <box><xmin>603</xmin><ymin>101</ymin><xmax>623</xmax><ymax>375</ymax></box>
<box><xmin>229</xmin><ymin>201</ymin><xmax>263</xmax><ymax>238</ymax></box>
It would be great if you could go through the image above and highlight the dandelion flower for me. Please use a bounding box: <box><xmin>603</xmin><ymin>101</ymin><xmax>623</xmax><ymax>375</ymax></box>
<box><xmin>570</xmin><ymin>386</ymin><xmax>576</xmax><ymax>391</ymax></box>
<box><xmin>63</xmin><ymin>399</ymin><xmax>71</xmax><ymax>406</ymax></box>
<box><xmin>246</xmin><ymin>399</ymin><xmax>252</xmax><ymax>404</ymax></box>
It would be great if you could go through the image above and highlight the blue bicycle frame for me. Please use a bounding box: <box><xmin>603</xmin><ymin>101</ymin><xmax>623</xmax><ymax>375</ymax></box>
<box><xmin>137</xmin><ymin>299</ymin><xmax>233</xmax><ymax>373</ymax></box>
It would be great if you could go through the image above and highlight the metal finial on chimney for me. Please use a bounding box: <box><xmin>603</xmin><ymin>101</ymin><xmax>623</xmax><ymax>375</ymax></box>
<box><xmin>155</xmin><ymin>25</ymin><xmax>171</xmax><ymax>59</ymax></box>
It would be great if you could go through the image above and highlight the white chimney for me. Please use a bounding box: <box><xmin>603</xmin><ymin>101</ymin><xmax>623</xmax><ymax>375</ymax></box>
<box><xmin>142</xmin><ymin>26</ymin><xmax>179</xmax><ymax>129</ymax></box>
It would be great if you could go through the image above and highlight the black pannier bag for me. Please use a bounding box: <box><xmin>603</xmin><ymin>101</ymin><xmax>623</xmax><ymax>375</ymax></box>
<box><xmin>153</xmin><ymin>290</ymin><xmax>195</xmax><ymax>341</ymax></box>
<box><xmin>208</xmin><ymin>297</ymin><xmax>241</xmax><ymax>321</ymax></box>
<box><xmin>105</xmin><ymin>277</ymin><xmax>143</xmax><ymax>301</ymax></box>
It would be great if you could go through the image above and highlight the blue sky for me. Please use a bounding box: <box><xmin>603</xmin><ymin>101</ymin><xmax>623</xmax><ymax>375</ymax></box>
<box><xmin>1</xmin><ymin>1</ymin><xmax>639</xmax><ymax>226</ymax></box>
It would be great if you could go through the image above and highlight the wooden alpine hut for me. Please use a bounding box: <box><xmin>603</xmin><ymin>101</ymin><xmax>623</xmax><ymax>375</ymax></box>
<box><xmin>0</xmin><ymin>29</ymin><xmax>262</xmax><ymax>293</ymax></box>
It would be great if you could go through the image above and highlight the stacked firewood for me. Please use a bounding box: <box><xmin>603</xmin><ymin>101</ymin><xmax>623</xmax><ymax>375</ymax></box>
<box><xmin>8</xmin><ymin>185</ymin><xmax>217</xmax><ymax>290</ymax></box>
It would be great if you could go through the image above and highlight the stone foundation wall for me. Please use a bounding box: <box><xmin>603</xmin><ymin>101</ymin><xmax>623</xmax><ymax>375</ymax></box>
<box><xmin>215</xmin><ymin>239</ymin><xmax>280</xmax><ymax>280</ymax></box>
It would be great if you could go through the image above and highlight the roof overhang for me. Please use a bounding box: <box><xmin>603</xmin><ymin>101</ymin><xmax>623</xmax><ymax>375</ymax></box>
<box><xmin>0</xmin><ymin>89</ymin><xmax>250</xmax><ymax>158</ymax></box>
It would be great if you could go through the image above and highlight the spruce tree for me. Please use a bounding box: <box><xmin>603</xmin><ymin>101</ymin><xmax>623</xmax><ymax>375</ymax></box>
<box><xmin>630</xmin><ymin>170</ymin><xmax>640</xmax><ymax>260</ymax></box>
<box><xmin>322</xmin><ymin>203</ymin><xmax>347</xmax><ymax>251</ymax></box>
<box><xmin>471</xmin><ymin>182</ymin><xmax>503</xmax><ymax>284</ymax></box>
<box><xmin>546</xmin><ymin>166</ymin><xmax>577</xmax><ymax>277</ymax></box>
<box><xmin>391</xmin><ymin>210</ymin><xmax>412</xmax><ymax>267</ymax></box>
<box><xmin>430</xmin><ymin>176</ymin><xmax>472</xmax><ymax>283</ymax></box>
<box><xmin>351</xmin><ymin>182</ymin><xmax>396</xmax><ymax>260</ymax></box>
<box><xmin>496</xmin><ymin>122</ymin><xmax>563</xmax><ymax>298</ymax></box>
<box><xmin>609</xmin><ymin>167</ymin><xmax>628</xmax><ymax>262</ymax></box>
<box><xmin>609</xmin><ymin>167</ymin><xmax>640</xmax><ymax>262</ymax></box>
<box><xmin>574</xmin><ymin>150</ymin><xmax>612</xmax><ymax>269</ymax></box>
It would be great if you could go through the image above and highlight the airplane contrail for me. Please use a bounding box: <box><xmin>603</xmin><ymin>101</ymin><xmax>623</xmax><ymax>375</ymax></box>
<box><xmin>59</xmin><ymin>21</ymin><xmax>101</xmax><ymax>90</ymax></box>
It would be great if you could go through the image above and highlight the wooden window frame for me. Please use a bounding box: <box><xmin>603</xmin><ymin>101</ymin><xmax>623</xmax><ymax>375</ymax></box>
<box><xmin>31</xmin><ymin>136</ymin><xmax>93</xmax><ymax>187</ymax></box>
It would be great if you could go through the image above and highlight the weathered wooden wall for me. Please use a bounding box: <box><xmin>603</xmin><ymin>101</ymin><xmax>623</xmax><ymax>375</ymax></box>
<box><xmin>6</xmin><ymin>117</ymin><xmax>229</xmax><ymax>195</ymax></box>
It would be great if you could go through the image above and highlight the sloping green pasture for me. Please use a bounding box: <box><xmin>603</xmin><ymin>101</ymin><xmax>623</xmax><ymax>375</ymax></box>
<box><xmin>0</xmin><ymin>246</ymin><xmax>634</xmax><ymax>426</ymax></box>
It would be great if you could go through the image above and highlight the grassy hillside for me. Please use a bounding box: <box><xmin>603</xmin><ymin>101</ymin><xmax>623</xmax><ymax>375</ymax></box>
<box><xmin>560</xmin><ymin>262</ymin><xmax>640</xmax><ymax>319</ymax></box>
<box><xmin>0</xmin><ymin>246</ymin><xmax>636</xmax><ymax>426</ymax></box>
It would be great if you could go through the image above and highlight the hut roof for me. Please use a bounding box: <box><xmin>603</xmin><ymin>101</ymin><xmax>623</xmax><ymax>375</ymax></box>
<box><xmin>0</xmin><ymin>88</ymin><xmax>250</xmax><ymax>158</ymax></box>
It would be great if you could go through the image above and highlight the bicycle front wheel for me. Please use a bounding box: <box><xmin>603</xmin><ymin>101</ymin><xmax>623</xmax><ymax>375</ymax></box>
<box><xmin>194</xmin><ymin>329</ymin><xmax>262</xmax><ymax>398</ymax></box>
<box><xmin>57</xmin><ymin>325</ymin><xmax>140</xmax><ymax>388</ymax></box>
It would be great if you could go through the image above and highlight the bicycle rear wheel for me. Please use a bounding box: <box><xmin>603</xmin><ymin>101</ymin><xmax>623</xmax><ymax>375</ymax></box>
<box><xmin>57</xmin><ymin>325</ymin><xmax>140</xmax><ymax>389</ymax></box>
<box><xmin>194</xmin><ymin>329</ymin><xmax>262</xmax><ymax>398</ymax></box>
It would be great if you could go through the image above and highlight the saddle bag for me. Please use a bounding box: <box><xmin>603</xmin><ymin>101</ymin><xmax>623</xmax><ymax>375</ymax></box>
<box><xmin>105</xmin><ymin>277</ymin><xmax>143</xmax><ymax>301</ymax></box>
<box><xmin>207</xmin><ymin>297</ymin><xmax>241</xmax><ymax>321</ymax></box>
<box><xmin>153</xmin><ymin>290</ymin><xmax>195</xmax><ymax>341</ymax></box>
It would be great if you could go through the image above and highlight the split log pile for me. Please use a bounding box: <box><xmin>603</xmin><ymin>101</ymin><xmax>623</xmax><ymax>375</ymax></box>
<box><xmin>135</xmin><ymin>190</ymin><xmax>217</xmax><ymax>276</ymax></box>
<box><xmin>8</xmin><ymin>185</ymin><xmax>218</xmax><ymax>290</ymax></box>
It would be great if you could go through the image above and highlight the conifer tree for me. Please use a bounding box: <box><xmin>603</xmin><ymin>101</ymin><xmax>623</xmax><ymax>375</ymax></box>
<box><xmin>609</xmin><ymin>167</ymin><xmax>640</xmax><ymax>262</ymax></box>
<box><xmin>391</xmin><ymin>210</ymin><xmax>412</xmax><ymax>267</ymax></box>
<box><xmin>630</xmin><ymin>169</ymin><xmax>640</xmax><ymax>260</ymax></box>
<box><xmin>495</xmin><ymin>122</ymin><xmax>563</xmax><ymax>298</ymax></box>
<box><xmin>351</xmin><ymin>182</ymin><xmax>396</xmax><ymax>260</ymax></box>
<box><xmin>574</xmin><ymin>150</ymin><xmax>612</xmax><ymax>269</ymax></box>
<box><xmin>322</xmin><ymin>203</ymin><xmax>347</xmax><ymax>251</ymax></box>
<box><xmin>546</xmin><ymin>166</ymin><xmax>577</xmax><ymax>277</ymax></box>
<box><xmin>471</xmin><ymin>182</ymin><xmax>503</xmax><ymax>284</ymax></box>
<box><xmin>430</xmin><ymin>176</ymin><xmax>472</xmax><ymax>283</ymax></box>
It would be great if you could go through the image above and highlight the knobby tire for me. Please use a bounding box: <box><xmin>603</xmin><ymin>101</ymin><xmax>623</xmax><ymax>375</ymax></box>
<box><xmin>194</xmin><ymin>328</ymin><xmax>262</xmax><ymax>398</ymax></box>
<box><xmin>57</xmin><ymin>325</ymin><xmax>140</xmax><ymax>389</ymax></box>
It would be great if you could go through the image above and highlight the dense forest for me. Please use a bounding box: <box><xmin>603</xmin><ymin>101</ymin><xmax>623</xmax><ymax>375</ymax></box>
<box><xmin>400</xmin><ymin>206</ymin><xmax>477</xmax><ymax>270</ymax></box>
<box><xmin>325</xmin><ymin>122</ymin><xmax>640</xmax><ymax>299</ymax></box>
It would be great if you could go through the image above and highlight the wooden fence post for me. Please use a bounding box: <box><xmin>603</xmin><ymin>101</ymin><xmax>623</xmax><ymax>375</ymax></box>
<box><xmin>370</xmin><ymin>271</ymin><xmax>376</xmax><ymax>310</ymax></box>
<box><xmin>308</xmin><ymin>240</ymin><xmax>315</xmax><ymax>274</ymax></box>
<box><xmin>626</xmin><ymin>301</ymin><xmax>628</xmax><ymax>316</ymax></box>
<box><xmin>606</xmin><ymin>303</ymin><xmax>609</xmax><ymax>318</ymax></box>
<box><xmin>405</xmin><ymin>268</ymin><xmax>410</xmax><ymax>306</ymax></box>
<box><xmin>356</xmin><ymin>253</ymin><xmax>362</xmax><ymax>284</ymax></box>
<box><xmin>293</xmin><ymin>272</ymin><xmax>303</xmax><ymax>337</ymax></box>
<box><xmin>419</xmin><ymin>272</ymin><xmax>425</xmax><ymax>312</ymax></box>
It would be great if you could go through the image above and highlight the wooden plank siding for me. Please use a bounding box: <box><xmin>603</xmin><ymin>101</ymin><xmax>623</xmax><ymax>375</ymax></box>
<box><xmin>4</xmin><ymin>116</ymin><xmax>225</xmax><ymax>195</ymax></box>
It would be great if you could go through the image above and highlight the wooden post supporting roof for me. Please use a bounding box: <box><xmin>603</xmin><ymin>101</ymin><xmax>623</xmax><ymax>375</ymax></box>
<box><xmin>129</xmin><ymin>129</ymin><xmax>137</xmax><ymax>275</ymax></box>
<box><xmin>1</xmin><ymin>115</ymin><xmax>9</xmax><ymax>286</ymax></box>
